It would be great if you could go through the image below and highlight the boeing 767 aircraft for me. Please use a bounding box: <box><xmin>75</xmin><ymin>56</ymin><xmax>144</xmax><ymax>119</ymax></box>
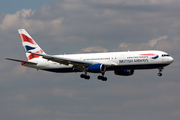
<box><xmin>6</xmin><ymin>29</ymin><xmax>174</xmax><ymax>81</ymax></box>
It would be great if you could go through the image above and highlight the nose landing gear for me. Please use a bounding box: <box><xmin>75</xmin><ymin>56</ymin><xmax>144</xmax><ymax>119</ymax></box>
<box><xmin>158</xmin><ymin>72</ymin><xmax>162</xmax><ymax>76</ymax></box>
<box><xmin>158</xmin><ymin>68</ymin><xmax>164</xmax><ymax>76</ymax></box>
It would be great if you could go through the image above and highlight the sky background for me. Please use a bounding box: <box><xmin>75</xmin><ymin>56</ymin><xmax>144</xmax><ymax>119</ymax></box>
<box><xmin>1</xmin><ymin>0</ymin><xmax>180</xmax><ymax>120</ymax></box>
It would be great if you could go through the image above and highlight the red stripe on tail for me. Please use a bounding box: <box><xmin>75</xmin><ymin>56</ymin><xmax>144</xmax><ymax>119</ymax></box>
<box><xmin>20</xmin><ymin>34</ymin><xmax>37</xmax><ymax>45</ymax></box>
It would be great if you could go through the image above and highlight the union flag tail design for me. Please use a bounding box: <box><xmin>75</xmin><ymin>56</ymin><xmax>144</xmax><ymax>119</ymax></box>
<box><xmin>18</xmin><ymin>29</ymin><xmax>46</xmax><ymax>60</ymax></box>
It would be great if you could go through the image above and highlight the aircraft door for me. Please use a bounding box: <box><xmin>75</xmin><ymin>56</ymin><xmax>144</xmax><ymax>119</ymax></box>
<box><xmin>45</xmin><ymin>60</ymin><xmax>49</xmax><ymax>66</ymax></box>
<box><xmin>119</xmin><ymin>54</ymin><xmax>125</xmax><ymax>63</ymax></box>
<box><xmin>162</xmin><ymin>55</ymin><xmax>165</xmax><ymax>63</ymax></box>
<box><xmin>120</xmin><ymin>54</ymin><xmax>125</xmax><ymax>59</ymax></box>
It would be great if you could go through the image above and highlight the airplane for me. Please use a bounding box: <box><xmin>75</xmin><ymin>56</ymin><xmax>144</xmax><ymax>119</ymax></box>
<box><xmin>6</xmin><ymin>29</ymin><xmax>174</xmax><ymax>81</ymax></box>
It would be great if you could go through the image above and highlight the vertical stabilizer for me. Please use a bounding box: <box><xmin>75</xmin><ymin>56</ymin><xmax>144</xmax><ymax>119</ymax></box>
<box><xmin>18</xmin><ymin>29</ymin><xmax>46</xmax><ymax>60</ymax></box>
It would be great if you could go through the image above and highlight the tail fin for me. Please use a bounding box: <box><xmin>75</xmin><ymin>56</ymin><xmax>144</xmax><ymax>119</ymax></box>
<box><xmin>18</xmin><ymin>29</ymin><xmax>46</xmax><ymax>60</ymax></box>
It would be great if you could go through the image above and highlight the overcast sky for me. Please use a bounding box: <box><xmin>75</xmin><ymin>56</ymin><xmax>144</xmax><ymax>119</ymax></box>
<box><xmin>1</xmin><ymin>0</ymin><xmax>180</xmax><ymax>120</ymax></box>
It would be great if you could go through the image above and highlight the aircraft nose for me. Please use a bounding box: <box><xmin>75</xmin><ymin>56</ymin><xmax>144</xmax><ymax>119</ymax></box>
<box><xmin>169</xmin><ymin>57</ymin><xmax>174</xmax><ymax>64</ymax></box>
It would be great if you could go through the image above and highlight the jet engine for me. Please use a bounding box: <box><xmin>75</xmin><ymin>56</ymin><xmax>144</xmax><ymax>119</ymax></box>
<box><xmin>88</xmin><ymin>64</ymin><xmax>106</xmax><ymax>73</ymax></box>
<box><xmin>114</xmin><ymin>70</ymin><xmax>134</xmax><ymax>76</ymax></box>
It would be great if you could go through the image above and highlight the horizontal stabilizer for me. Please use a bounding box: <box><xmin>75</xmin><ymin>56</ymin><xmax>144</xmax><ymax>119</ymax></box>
<box><xmin>5</xmin><ymin>58</ymin><xmax>37</xmax><ymax>65</ymax></box>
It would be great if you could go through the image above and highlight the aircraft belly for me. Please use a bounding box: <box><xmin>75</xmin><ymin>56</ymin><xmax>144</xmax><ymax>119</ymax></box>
<box><xmin>42</xmin><ymin>67</ymin><xmax>81</xmax><ymax>73</ymax></box>
<box><xmin>106</xmin><ymin>63</ymin><xmax>169</xmax><ymax>71</ymax></box>
<box><xmin>40</xmin><ymin>63</ymin><xmax>169</xmax><ymax>73</ymax></box>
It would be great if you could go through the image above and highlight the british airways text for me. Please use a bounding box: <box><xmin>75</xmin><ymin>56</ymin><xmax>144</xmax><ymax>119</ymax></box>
<box><xmin>119</xmin><ymin>59</ymin><xmax>148</xmax><ymax>63</ymax></box>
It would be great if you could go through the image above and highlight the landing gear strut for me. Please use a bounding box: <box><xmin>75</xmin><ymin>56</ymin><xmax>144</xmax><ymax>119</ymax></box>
<box><xmin>158</xmin><ymin>68</ymin><xmax>163</xmax><ymax>76</ymax></box>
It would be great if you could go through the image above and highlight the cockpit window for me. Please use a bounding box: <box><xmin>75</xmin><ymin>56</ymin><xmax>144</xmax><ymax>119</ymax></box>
<box><xmin>162</xmin><ymin>54</ymin><xmax>170</xmax><ymax>57</ymax></box>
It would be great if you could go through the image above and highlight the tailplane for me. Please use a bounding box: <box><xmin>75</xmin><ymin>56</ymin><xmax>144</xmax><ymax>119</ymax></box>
<box><xmin>18</xmin><ymin>29</ymin><xmax>46</xmax><ymax>60</ymax></box>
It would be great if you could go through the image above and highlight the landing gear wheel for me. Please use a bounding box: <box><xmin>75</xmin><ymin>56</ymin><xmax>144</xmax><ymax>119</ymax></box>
<box><xmin>97</xmin><ymin>76</ymin><xmax>102</xmax><ymax>80</ymax></box>
<box><xmin>97</xmin><ymin>76</ymin><xmax>107</xmax><ymax>81</ymax></box>
<box><xmin>85</xmin><ymin>75</ymin><xmax>90</xmax><ymax>80</ymax></box>
<box><xmin>158</xmin><ymin>73</ymin><xmax>162</xmax><ymax>76</ymax></box>
<box><xmin>80</xmin><ymin>74</ymin><xmax>90</xmax><ymax>80</ymax></box>
<box><xmin>80</xmin><ymin>74</ymin><xmax>84</xmax><ymax>78</ymax></box>
<box><xmin>102</xmin><ymin>77</ymin><xmax>107</xmax><ymax>81</ymax></box>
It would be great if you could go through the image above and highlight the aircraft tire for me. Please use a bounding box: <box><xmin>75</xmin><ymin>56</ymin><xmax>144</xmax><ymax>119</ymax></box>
<box><xmin>80</xmin><ymin>74</ymin><xmax>90</xmax><ymax>80</ymax></box>
<box><xmin>80</xmin><ymin>74</ymin><xmax>85</xmax><ymax>78</ymax></box>
<box><xmin>97</xmin><ymin>76</ymin><xmax>107</xmax><ymax>81</ymax></box>
<box><xmin>102</xmin><ymin>77</ymin><xmax>107</xmax><ymax>81</ymax></box>
<box><xmin>158</xmin><ymin>73</ymin><xmax>162</xmax><ymax>76</ymax></box>
<box><xmin>85</xmin><ymin>75</ymin><xmax>90</xmax><ymax>80</ymax></box>
<box><xmin>97</xmin><ymin>76</ymin><xmax>102</xmax><ymax>80</ymax></box>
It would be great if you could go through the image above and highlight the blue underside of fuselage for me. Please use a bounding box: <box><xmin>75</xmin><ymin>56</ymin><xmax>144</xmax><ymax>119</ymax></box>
<box><xmin>42</xmin><ymin>64</ymin><xmax>169</xmax><ymax>73</ymax></box>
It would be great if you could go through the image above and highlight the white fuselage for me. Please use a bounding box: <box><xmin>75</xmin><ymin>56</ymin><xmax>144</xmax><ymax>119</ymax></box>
<box><xmin>6</xmin><ymin>29</ymin><xmax>174</xmax><ymax>80</ymax></box>
<box><xmin>25</xmin><ymin>50</ymin><xmax>173</xmax><ymax>73</ymax></box>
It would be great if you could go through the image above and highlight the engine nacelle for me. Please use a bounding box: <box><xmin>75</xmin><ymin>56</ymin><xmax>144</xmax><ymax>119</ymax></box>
<box><xmin>88</xmin><ymin>64</ymin><xmax>106</xmax><ymax>73</ymax></box>
<box><xmin>114</xmin><ymin>70</ymin><xmax>134</xmax><ymax>76</ymax></box>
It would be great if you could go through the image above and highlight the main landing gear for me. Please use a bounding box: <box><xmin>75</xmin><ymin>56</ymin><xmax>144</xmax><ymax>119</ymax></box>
<box><xmin>80</xmin><ymin>74</ymin><xmax>90</xmax><ymax>80</ymax></box>
<box><xmin>80</xmin><ymin>72</ymin><xmax>107</xmax><ymax>81</ymax></box>
<box><xmin>97</xmin><ymin>76</ymin><xmax>107</xmax><ymax>81</ymax></box>
<box><xmin>97</xmin><ymin>73</ymin><xmax>107</xmax><ymax>81</ymax></box>
<box><xmin>158</xmin><ymin>68</ymin><xmax>163</xmax><ymax>76</ymax></box>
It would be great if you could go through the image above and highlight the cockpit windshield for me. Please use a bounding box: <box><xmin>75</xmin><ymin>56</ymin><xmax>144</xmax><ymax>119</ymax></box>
<box><xmin>162</xmin><ymin>54</ymin><xmax>170</xmax><ymax>57</ymax></box>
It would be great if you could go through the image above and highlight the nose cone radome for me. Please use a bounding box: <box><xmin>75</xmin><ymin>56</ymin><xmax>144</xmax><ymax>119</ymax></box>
<box><xmin>169</xmin><ymin>57</ymin><xmax>174</xmax><ymax>64</ymax></box>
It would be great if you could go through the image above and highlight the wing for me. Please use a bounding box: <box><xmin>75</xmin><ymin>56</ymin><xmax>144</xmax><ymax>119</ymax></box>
<box><xmin>29</xmin><ymin>52</ymin><xmax>113</xmax><ymax>71</ymax></box>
